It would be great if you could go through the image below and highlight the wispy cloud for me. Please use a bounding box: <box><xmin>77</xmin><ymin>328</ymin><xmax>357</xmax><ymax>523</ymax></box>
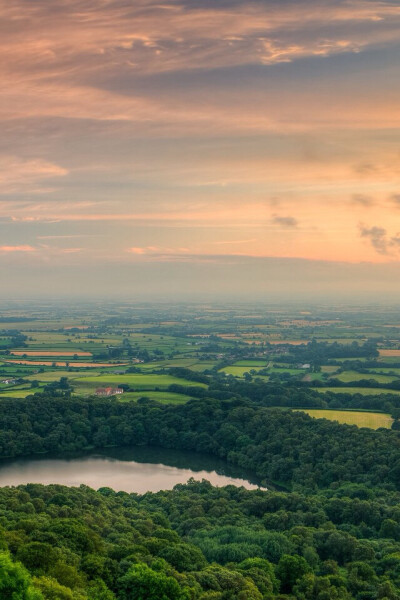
<box><xmin>211</xmin><ymin>238</ymin><xmax>258</xmax><ymax>245</ymax></box>
<box><xmin>0</xmin><ymin>0</ymin><xmax>399</xmax><ymax>131</ymax></box>
<box><xmin>0</xmin><ymin>245</ymin><xmax>36</xmax><ymax>253</ymax></box>
<box><xmin>352</xmin><ymin>194</ymin><xmax>375</xmax><ymax>207</ymax></box>
<box><xmin>127</xmin><ymin>246</ymin><xmax>189</xmax><ymax>257</ymax></box>
<box><xmin>128</xmin><ymin>247</ymin><xmax>147</xmax><ymax>255</ymax></box>
<box><xmin>390</xmin><ymin>194</ymin><xmax>400</xmax><ymax>206</ymax></box>
<box><xmin>37</xmin><ymin>235</ymin><xmax>95</xmax><ymax>240</ymax></box>
<box><xmin>0</xmin><ymin>0</ymin><xmax>400</xmax><ymax>279</ymax></box>
<box><xmin>1</xmin><ymin>0</ymin><xmax>399</xmax><ymax>79</ymax></box>
<box><xmin>272</xmin><ymin>215</ymin><xmax>298</xmax><ymax>228</ymax></box>
<box><xmin>0</xmin><ymin>156</ymin><xmax>67</xmax><ymax>194</ymax></box>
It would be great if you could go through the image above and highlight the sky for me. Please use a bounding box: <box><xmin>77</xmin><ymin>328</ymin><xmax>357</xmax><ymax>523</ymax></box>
<box><xmin>1</xmin><ymin>0</ymin><xmax>400</xmax><ymax>300</ymax></box>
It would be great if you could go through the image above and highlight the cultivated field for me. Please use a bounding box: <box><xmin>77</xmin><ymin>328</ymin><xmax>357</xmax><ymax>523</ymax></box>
<box><xmin>10</xmin><ymin>351</ymin><xmax>93</xmax><ymax>357</ymax></box>
<box><xmin>118</xmin><ymin>391</ymin><xmax>191</xmax><ymax>404</ymax></box>
<box><xmin>379</xmin><ymin>349</ymin><xmax>400</xmax><ymax>357</ymax></box>
<box><xmin>4</xmin><ymin>360</ymin><xmax>126</xmax><ymax>367</ymax></box>
<box><xmin>318</xmin><ymin>387</ymin><xmax>400</xmax><ymax>395</ymax></box>
<box><xmin>1</xmin><ymin>303</ymin><xmax>400</xmax><ymax>415</ymax></box>
<box><xmin>220</xmin><ymin>365</ymin><xmax>266</xmax><ymax>376</ymax></box>
<box><xmin>298</xmin><ymin>409</ymin><xmax>393</xmax><ymax>429</ymax></box>
<box><xmin>332</xmin><ymin>370</ymin><xmax>399</xmax><ymax>384</ymax></box>
<box><xmin>72</xmin><ymin>374</ymin><xmax>207</xmax><ymax>396</ymax></box>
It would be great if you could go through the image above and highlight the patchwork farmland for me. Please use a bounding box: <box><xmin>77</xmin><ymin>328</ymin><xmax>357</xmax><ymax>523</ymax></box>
<box><xmin>0</xmin><ymin>302</ymin><xmax>399</xmax><ymax>428</ymax></box>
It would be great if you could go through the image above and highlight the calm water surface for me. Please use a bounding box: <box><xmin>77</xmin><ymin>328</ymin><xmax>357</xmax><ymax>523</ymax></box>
<box><xmin>0</xmin><ymin>447</ymin><xmax>267</xmax><ymax>493</ymax></box>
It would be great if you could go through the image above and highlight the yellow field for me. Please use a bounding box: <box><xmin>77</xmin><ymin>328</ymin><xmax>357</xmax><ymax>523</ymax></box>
<box><xmin>268</xmin><ymin>340</ymin><xmax>308</xmax><ymax>345</ymax></box>
<box><xmin>297</xmin><ymin>409</ymin><xmax>393</xmax><ymax>429</ymax></box>
<box><xmin>317</xmin><ymin>386</ymin><xmax>400</xmax><ymax>395</ymax></box>
<box><xmin>4</xmin><ymin>359</ymin><xmax>126</xmax><ymax>367</ymax></box>
<box><xmin>11</xmin><ymin>351</ymin><xmax>92</xmax><ymax>357</ymax></box>
<box><xmin>379</xmin><ymin>349</ymin><xmax>400</xmax><ymax>357</ymax></box>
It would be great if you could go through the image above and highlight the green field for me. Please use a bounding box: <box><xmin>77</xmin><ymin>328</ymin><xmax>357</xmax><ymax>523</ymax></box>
<box><xmin>188</xmin><ymin>362</ymin><xmax>217</xmax><ymax>372</ymax></box>
<box><xmin>368</xmin><ymin>367</ymin><xmax>400</xmax><ymax>375</ymax></box>
<box><xmin>220</xmin><ymin>365</ymin><xmax>266</xmax><ymax>376</ymax></box>
<box><xmin>231</xmin><ymin>360</ymin><xmax>269</xmax><ymax>367</ymax></box>
<box><xmin>138</xmin><ymin>359</ymin><xmax>214</xmax><ymax>371</ymax></box>
<box><xmin>74</xmin><ymin>373</ymin><xmax>207</xmax><ymax>394</ymax></box>
<box><xmin>302</xmin><ymin>373</ymin><xmax>325</xmax><ymax>382</ymax></box>
<box><xmin>0</xmin><ymin>388</ymin><xmax>43</xmax><ymax>398</ymax></box>
<box><xmin>119</xmin><ymin>391</ymin><xmax>192</xmax><ymax>404</ymax></box>
<box><xmin>317</xmin><ymin>387</ymin><xmax>400</xmax><ymax>395</ymax></box>
<box><xmin>26</xmin><ymin>370</ymin><xmax>102</xmax><ymax>382</ymax></box>
<box><xmin>334</xmin><ymin>358</ymin><xmax>368</xmax><ymax>363</ymax></box>
<box><xmin>297</xmin><ymin>409</ymin><xmax>393</xmax><ymax>429</ymax></box>
<box><xmin>321</xmin><ymin>365</ymin><xmax>339</xmax><ymax>373</ymax></box>
<box><xmin>269</xmin><ymin>367</ymin><xmax>304</xmax><ymax>375</ymax></box>
<box><xmin>377</xmin><ymin>356</ymin><xmax>400</xmax><ymax>364</ymax></box>
<box><xmin>332</xmin><ymin>370</ymin><xmax>399</xmax><ymax>384</ymax></box>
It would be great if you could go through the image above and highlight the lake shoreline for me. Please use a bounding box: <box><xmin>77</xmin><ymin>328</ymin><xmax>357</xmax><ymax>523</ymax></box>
<box><xmin>0</xmin><ymin>445</ymin><xmax>272</xmax><ymax>493</ymax></box>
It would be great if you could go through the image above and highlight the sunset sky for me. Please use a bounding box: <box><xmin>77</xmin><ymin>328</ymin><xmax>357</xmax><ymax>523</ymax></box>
<box><xmin>1</xmin><ymin>0</ymin><xmax>400</xmax><ymax>299</ymax></box>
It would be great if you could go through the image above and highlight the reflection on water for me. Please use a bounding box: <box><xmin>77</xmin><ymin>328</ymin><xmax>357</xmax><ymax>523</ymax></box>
<box><xmin>0</xmin><ymin>446</ymin><xmax>267</xmax><ymax>493</ymax></box>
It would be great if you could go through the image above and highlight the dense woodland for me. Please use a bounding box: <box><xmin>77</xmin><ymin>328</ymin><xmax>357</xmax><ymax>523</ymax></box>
<box><xmin>170</xmin><ymin>377</ymin><xmax>400</xmax><ymax>420</ymax></box>
<box><xmin>0</xmin><ymin>394</ymin><xmax>400</xmax><ymax>598</ymax></box>
<box><xmin>0</xmin><ymin>394</ymin><xmax>399</xmax><ymax>491</ymax></box>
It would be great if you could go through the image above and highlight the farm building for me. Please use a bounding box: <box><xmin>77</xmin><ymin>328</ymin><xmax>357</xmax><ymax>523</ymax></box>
<box><xmin>95</xmin><ymin>387</ymin><xmax>124</xmax><ymax>396</ymax></box>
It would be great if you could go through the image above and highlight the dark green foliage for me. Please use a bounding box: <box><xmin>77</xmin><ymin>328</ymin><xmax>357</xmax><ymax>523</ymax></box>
<box><xmin>0</xmin><ymin>482</ymin><xmax>399</xmax><ymax>598</ymax></box>
<box><xmin>0</xmin><ymin>551</ymin><xmax>42</xmax><ymax>599</ymax></box>
<box><xmin>118</xmin><ymin>563</ymin><xmax>186</xmax><ymax>600</ymax></box>
<box><xmin>0</xmin><ymin>395</ymin><xmax>399</xmax><ymax>492</ymax></box>
<box><xmin>0</xmin><ymin>395</ymin><xmax>400</xmax><ymax>598</ymax></box>
<box><xmin>276</xmin><ymin>555</ymin><xmax>311</xmax><ymax>593</ymax></box>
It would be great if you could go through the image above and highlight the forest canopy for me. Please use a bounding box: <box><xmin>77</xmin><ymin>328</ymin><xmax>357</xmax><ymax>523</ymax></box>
<box><xmin>0</xmin><ymin>394</ymin><xmax>400</xmax><ymax>599</ymax></box>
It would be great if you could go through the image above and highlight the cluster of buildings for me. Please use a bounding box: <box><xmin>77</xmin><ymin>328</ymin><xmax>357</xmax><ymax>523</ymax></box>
<box><xmin>95</xmin><ymin>387</ymin><xmax>124</xmax><ymax>397</ymax></box>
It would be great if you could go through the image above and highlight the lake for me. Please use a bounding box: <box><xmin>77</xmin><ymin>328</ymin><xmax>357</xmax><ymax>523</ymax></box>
<box><xmin>0</xmin><ymin>446</ymin><xmax>267</xmax><ymax>493</ymax></box>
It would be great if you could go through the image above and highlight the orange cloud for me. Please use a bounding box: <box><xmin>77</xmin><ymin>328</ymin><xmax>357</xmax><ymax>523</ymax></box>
<box><xmin>1</xmin><ymin>0</ymin><xmax>399</xmax><ymax>79</ymax></box>
<box><xmin>0</xmin><ymin>156</ymin><xmax>67</xmax><ymax>194</ymax></box>
<box><xmin>0</xmin><ymin>0</ymin><xmax>399</xmax><ymax>134</ymax></box>
<box><xmin>0</xmin><ymin>245</ymin><xmax>36</xmax><ymax>252</ymax></box>
<box><xmin>0</xmin><ymin>0</ymin><xmax>399</xmax><ymax>274</ymax></box>
<box><xmin>128</xmin><ymin>247</ymin><xmax>147</xmax><ymax>254</ymax></box>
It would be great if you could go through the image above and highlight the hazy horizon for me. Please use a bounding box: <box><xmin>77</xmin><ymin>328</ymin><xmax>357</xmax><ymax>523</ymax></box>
<box><xmin>4</xmin><ymin>254</ymin><xmax>400</xmax><ymax>301</ymax></box>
